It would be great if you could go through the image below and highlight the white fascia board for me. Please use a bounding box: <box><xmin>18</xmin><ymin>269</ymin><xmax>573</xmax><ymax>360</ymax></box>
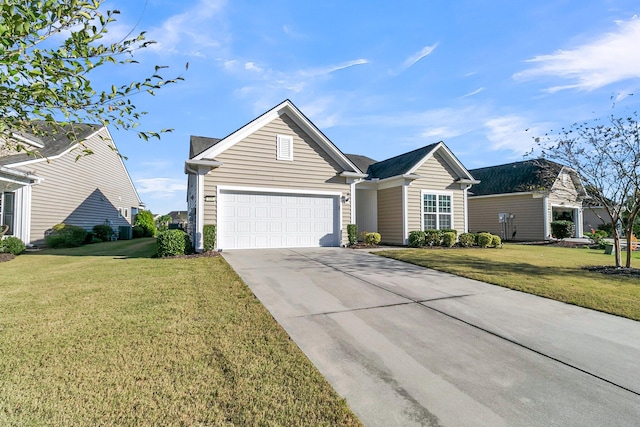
<box><xmin>217</xmin><ymin>185</ymin><xmax>342</xmax><ymax>197</ymax></box>
<box><xmin>10</xmin><ymin>132</ymin><xmax>44</xmax><ymax>149</ymax></box>
<box><xmin>3</xmin><ymin>127</ymin><xmax>102</xmax><ymax>168</ymax></box>
<box><xmin>0</xmin><ymin>165</ymin><xmax>42</xmax><ymax>184</ymax></box>
<box><xmin>469</xmin><ymin>191</ymin><xmax>538</xmax><ymax>200</ymax></box>
<box><xmin>340</xmin><ymin>171</ymin><xmax>369</xmax><ymax>178</ymax></box>
<box><xmin>194</xmin><ymin>100</ymin><xmax>361</xmax><ymax>173</ymax></box>
<box><xmin>408</xmin><ymin>141</ymin><xmax>475</xmax><ymax>180</ymax></box>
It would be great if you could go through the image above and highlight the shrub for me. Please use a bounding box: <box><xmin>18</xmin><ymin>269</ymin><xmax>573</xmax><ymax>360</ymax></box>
<box><xmin>597</xmin><ymin>223</ymin><xmax>614</xmax><ymax>237</ymax></box>
<box><xmin>203</xmin><ymin>224</ymin><xmax>216</xmax><ymax>252</ymax></box>
<box><xmin>442</xmin><ymin>232</ymin><xmax>456</xmax><ymax>247</ymax></box>
<box><xmin>347</xmin><ymin>224</ymin><xmax>358</xmax><ymax>246</ymax></box>
<box><xmin>132</xmin><ymin>225</ymin><xmax>145</xmax><ymax>239</ymax></box>
<box><xmin>92</xmin><ymin>224</ymin><xmax>113</xmax><ymax>242</ymax></box>
<box><xmin>0</xmin><ymin>236</ymin><xmax>26</xmax><ymax>255</ymax></box>
<box><xmin>408</xmin><ymin>230</ymin><xmax>426</xmax><ymax>247</ymax></box>
<box><xmin>364</xmin><ymin>232</ymin><xmax>381</xmax><ymax>245</ymax></box>
<box><xmin>477</xmin><ymin>232</ymin><xmax>493</xmax><ymax>248</ymax></box>
<box><xmin>83</xmin><ymin>231</ymin><xmax>95</xmax><ymax>244</ymax></box>
<box><xmin>551</xmin><ymin>220</ymin><xmax>575</xmax><ymax>239</ymax></box>
<box><xmin>134</xmin><ymin>210</ymin><xmax>156</xmax><ymax>237</ymax></box>
<box><xmin>491</xmin><ymin>235</ymin><xmax>502</xmax><ymax>247</ymax></box>
<box><xmin>424</xmin><ymin>229</ymin><xmax>442</xmax><ymax>246</ymax></box>
<box><xmin>440</xmin><ymin>228</ymin><xmax>457</xmax><ymax>238</ymax></box>
<box><xmin>585</xmin><ymin>230</ymin><xmax>608</xmax><ymax>247</ymax></box>
<box><xmin>458</xmin><ymin>233</ymin><xmax>475</xmax><ymax>247</ymax></box>
<box><xmin>45</xmin><ymin>223</ymin><xmax>88</xmax><ymax>248</ymax></box>
<box><xmin>157</xmin><ymin>230</ymin><xmax>192</xmax><ymax>257</ymax></box>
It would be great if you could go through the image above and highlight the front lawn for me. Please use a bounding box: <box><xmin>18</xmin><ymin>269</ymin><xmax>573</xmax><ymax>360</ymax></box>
<box><xmin>0</xmin><ymin>239</ymin><xmax>360</xmax><ymax>426</ymax></box>
<box><xmin>377</xmin><ymin>244</ymin><xmax>640</xmax><ymax>321</ymax></box>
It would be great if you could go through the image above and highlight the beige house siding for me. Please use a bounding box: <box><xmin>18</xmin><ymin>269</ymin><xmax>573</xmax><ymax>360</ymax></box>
<box><xmin>377</xmin><ymin>186</ymin><xmax>403</xmax><ymax>244</ymax></box>
<box><xmin>468</xmin><ymin>194</ymin><xmax>545</xmax><ymax>241</ymax></box>
<box><xmin>201</xmin><ymin>114</ymin><xmax>351</xmax><ymax>243</ymax></box>
<box><xmin>408</xmin><ymin>152</ymin><xmax>465</xmax><ymax>233</ymax></box>
<box><xmin>14</xmin><ymin>128</ymin><xmax>140</xmax><ymax>245</ymax></box>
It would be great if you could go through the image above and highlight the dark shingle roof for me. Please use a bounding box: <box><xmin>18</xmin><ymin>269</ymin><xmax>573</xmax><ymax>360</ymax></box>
<box><xmin>189</xmin><ymin>135</ymin><xmax>221</xmax><ymax>159</ymax></box>
<box><xmin>0</xmin><ymin>122</ymin><xmax>100</xmax><ymax>166</ymax></box>
<box><xmin>345</xmin><ymin>154</ymin><xmax>377</xmax><ymax>174</ymax></box>
<box><xmin>468</xmin><ymin>159</ymin><xmax>563</xmax><ymax>196</ymax></box>
<box><xmin>367</xmin><ymin>143</ymin><xmax>439</xmax><ymax>179</ymax></box>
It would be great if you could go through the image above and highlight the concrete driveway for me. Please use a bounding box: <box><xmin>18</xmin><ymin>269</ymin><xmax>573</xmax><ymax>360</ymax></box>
<box><xmin>222</xmin><ymin>248</ymin><xmax>640</xmax><ymax>426</ymax></box>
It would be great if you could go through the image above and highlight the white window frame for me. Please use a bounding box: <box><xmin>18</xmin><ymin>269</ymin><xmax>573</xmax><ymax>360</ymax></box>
<box><xmin>420</xmin><ymin>190</ymin><xmax>454</xmax><ymax>230</ymax></box>
<box><xmin>276</xmin><ymin>134</ymin><xmax>294</xmax><ymax>161</ymax></box>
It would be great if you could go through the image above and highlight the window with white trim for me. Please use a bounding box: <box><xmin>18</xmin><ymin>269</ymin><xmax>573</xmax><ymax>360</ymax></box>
<box><xmin>276</xmin><ymin>134</ymin><xmax>293</xmax><ymax>161</ymax></box>
<box><xmin>1</xmin><ymin>192</ymin><xmax>15</xmax><ymax>235</ymax></box>
<box><xmin>422</xmin><ymin>191</ymin><xmax>453</xmax><ymax>230</ymax></box>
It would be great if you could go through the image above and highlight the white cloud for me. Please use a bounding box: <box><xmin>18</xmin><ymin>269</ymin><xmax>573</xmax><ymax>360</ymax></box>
<box><xmin>146</xmin><ymin>0</ymin><xmax>227</xmax><ymax>56</ymax></box>
<box><xmin>136</xmin><ymin>177</ymin><xmax>186</xmax><ymax>197</ymax></box>
<box><xmin>403</xmin><ymin>44</ymin><xmax>439</xmax><ymax>69</ymax></box>
<box><xmin>245</xmin><ymin>61</ymin><xmax>263</xmax><ymax>72</ymax></box>
<box><xmin>515</xmin><ymin>16</ymin><xmax>640</xmax><ymax>92</ymax></box>
<box><xmin>484</xmin><ymin>115</ymin><xmax>540</xmax><ymax>155</ymax></box>
<box><xmin>462</xmin><ymin>87</ymin><xmax>485</xmax><ymax>97</ymax></box>
<box><xmin>300</xmin><ymin>59</ymin><xmax>369</xmax><ymax>78</ymax></box>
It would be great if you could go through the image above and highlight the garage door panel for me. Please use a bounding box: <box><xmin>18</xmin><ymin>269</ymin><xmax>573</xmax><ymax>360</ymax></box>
<box><xmin>218</xmin><ymin>190</ymin><xmax>340</xmax><ymax>249</ymax></box>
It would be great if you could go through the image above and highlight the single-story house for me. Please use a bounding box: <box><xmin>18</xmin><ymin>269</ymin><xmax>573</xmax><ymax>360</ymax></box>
<box><xmin>185</xmin><ymin>99</ymin><xmax>479</xmax><ymax>250</ymax></box>
<box><xmin>0</xmin><ymin>123</ymin><xmax>142</xmax><ymax>246</ymax></box>
<box><xmin>468</xmin><ymin>159</ymin><xmax>587</xmax><ymax>241</ymax></box>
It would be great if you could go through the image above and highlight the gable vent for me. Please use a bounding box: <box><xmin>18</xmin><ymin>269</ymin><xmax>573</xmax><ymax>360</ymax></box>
<box><xmin>276</xmin><ymin>134</ymin><xmax>293</xmax><ymax>161</ymax></box>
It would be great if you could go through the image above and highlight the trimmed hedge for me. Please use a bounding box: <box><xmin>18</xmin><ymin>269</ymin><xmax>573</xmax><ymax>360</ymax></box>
<box><xmin>364</xmin><ymin>232</ymin><xmax>381</xmax><ymax>245</ymax></box>
<box><xmin>157</xmin><ymin>230</ymin><xmax>192</xmax><ymax>257</ymax></box>
<box><xmin>132</xmin><ymin>226</ymin><xmax>145</xmax><ymax>239</ymax></box>
<box><xmin>1</xmin><ymin>236</ymin><xmax>26</xmax><ymax>255</ymax></box>
<box><xmin>92</xmin><ymin>224</ymin><xmax>113</xmax><ymax>242</ymax></box>
<box><xmin>347</xmin><ymin>224</ymin><xmax>358</xmax><ymax>246</ymax></box>
<box><xmin>442</xmin><ymin>231</ymin><xmax>456</xmax><ymax>247</ymax></box>
<box><xmin>408</xmin><ymin>230</ymin><xmax>426</xmax><ymax>247</ymax></box>
<box><xmin>203</xmin><ymin>224</ymin><xmax>216</xmax><ymax>252</ymax></box>
<box><xmin>551</xmin><ymin>220</ymin><xmax>575</xmax><ymax>239</ymax></box>
<box><xmin>45</xmin><ymin>224</ymin><xmax>87</xmax><ymax>248</ymax></box>
<box><xmin>491</xmin><ymin>235</ymin><xmax>502</xmax><ymax>247</ymax></box>
<box><xmin>458</xmin><ymin>233</ymin><xmax>475</xmax><ymax>247</ymax></box>
<box><xmin>477</xmin><ymin>232</ymin><xmax>493</xmax><ymax>248</ymax></box>
<box><xmin>424</xmin><ymin>229</ymin><xmax>442</xmax><ymax>246</ymax></box>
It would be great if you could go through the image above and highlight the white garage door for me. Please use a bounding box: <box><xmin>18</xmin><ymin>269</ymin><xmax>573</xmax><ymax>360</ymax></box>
<box><xmin>218</xmin><ymin>190</ymin><xmax>341</xmax><ymax>249</ymax></box>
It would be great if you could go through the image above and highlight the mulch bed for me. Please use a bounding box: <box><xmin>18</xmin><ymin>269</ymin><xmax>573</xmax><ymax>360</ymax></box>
<box><xmin>582</xmin><ymin>266</ymin><xmax>640</xmax><ymax>278</ymax></box>
<box><xmin>0</xmin><ymin>253</ymin><xmax>15</xmax><ymax>263</ymax></box>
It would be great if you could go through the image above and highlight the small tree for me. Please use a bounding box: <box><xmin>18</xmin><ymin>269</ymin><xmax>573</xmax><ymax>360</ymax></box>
<box><xmin>134</xmin><ymin>210</ymin><xmax>156</xmax><ymax>237</ymax></box>
<box><xmin>535</xmin><ymin>106</ymin><xmax>640</xmax><ymax>268</ymax></box>
<box><xmin>0</xmin><ymin>1</ymin><xmax>184</xmax><ymax>156</ymax></box>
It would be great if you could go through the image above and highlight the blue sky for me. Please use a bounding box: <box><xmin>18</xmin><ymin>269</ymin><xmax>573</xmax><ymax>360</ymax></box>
<box><xmin>100</xmin><ymin>0</ymin><xmax>640</xmax><ymax>215</ymax></box>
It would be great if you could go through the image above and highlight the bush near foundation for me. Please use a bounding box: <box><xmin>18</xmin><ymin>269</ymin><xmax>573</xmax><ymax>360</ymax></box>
<box><xmin>458</xmin><ymin>233</ymin><xmax>476</xmax><ymax>247</ymax></box>
<box><xmin>45</xmin><ymin>224</ymin><xmax>88</xmax><ymax>248</ymax></box>
<box><xmin>477</xmin><ymin>232</ymin><xmax>493</xmax><ymax>248</ymax></box>
<box><xmin>157</xmin><ymin>230</ymin><xmax>192</xmax><ymax>257</ymax></box>
<box><xmin>0</xmin><ymin>236</ymin><xmax>26</xmax><ymax>255</ymax></box>
<box><xmin>442</xmin><ymin>232</ymin><xmax>457</xmax><ymax>247</ymax></box>
<box><xmin>203</xmin><ymin>224</ymin><xmax>216</xmax><ymax>251</ymax></box>
<box><xmin>551</xmin><ymin>221</ymin><xmax>575</xmax><ymax>239</ymax></box>
<box><xmin>364</xmin><ymin>232</ymin><xmax>381</xmax><ymax>245</ymax></box>
<box><xmin>408</xmin><ymin>230</ymin><xmax>426</xmax><ymax>247</ymax></box>
<box><xmin>347</xmin><ymin>224</ymin><xmax>358</xmax><ymax>245</ymax></box>
<box><xmin>491</xmin><ymin>235</ymin><xmax>502</xmax><ymax>247</ymax></box>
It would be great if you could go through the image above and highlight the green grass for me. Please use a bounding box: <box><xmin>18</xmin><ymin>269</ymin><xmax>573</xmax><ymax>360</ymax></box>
<box><xmin>0</xmin><ymin>239</ymin><xmax>361</xmax><ymax>426</ymax></box>
<box><xmin>377</xmin><ymin>244</ymin><xmax>640</xmax><ymax>321</ymax></box>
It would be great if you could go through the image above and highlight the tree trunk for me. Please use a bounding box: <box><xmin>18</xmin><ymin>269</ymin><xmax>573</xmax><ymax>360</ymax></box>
<box><xmin>613</xmin><ymin>229</ymin><xmax>622</xmax><ymax>268</ymax></box>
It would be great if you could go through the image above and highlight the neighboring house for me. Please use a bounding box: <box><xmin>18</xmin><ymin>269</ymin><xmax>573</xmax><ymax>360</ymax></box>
<box><xmin>583</xmin><ymin>203</ymin><xmax>613</xmax><ymax>233</ymax></box>
<box><xmin>185</xmin><ymin>99</ymin><xmax>478</xmax><ymax>250</ymax></box>
<box><xmin>0</xmin><ymin>123</ymin><xmax>142</xmax><ymax>246</ymax></box>
<box><xmin>168</xmin><ymin>210</ymin><xmax>188</xmax><ymax>228</ymax></box>
<box><xmin>468</xmin><ymin>159</ymin><xmax>587</xmax><ymax>241</ymax></box>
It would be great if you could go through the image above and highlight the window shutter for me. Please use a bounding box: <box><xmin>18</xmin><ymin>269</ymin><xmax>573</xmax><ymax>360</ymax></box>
<box><xmin>276</xmin><ymin>135</ymin><xmax>293</xmax><ymax>161</ymax></box>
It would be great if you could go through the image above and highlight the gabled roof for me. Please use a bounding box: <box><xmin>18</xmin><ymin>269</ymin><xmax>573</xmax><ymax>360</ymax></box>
<box><xmin>189</xmin><ymin>136</ymin><xmax>221</xmax><ymax>159</ymax></box>
<box><xmin>468</xmin><ymin>159</ymin><xmax>565</xmax><ymax>196</ymax></box>
<box><xmin>360</xmin><ymin>142</ymin><xmax>477</xmax><ymax>182</ymax></box>
<box><xmin>367</xmin><ymin>143</ymin><xmax>439</xmax><ymax>179</ymax></box>
<box><xmin>0</xmin><ymin>122</ymin><xmax>100</xmax><ymax>166</ymax></box>
<box><xmin>345</xmin><ymin>153</ymin><xmax>377</xmax><ymax>174</ymax></box>
<box><xmin>191</xmin><ymin>99</ymin><xmax>362</xmax><ymax>174</ymax></box>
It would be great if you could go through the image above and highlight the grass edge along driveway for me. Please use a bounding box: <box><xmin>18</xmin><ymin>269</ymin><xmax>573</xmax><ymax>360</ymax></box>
<box><xmin>0</xmin><ymin>239</ymin><xmax>361</xmax><ymax>426</ymax></box>
<box><xmin>377</xmin><ymin>244</ymin><xmax>640</xmax><ymax>322</ymax></box>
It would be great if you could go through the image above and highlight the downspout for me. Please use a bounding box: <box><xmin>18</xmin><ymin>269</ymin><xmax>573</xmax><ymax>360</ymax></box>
<box><xmin>402</xmin><ymin>184</ymin><xmax>409</xmax><ymax>245</ymax></box>
<box><xmin>543</xmin><ymin>196</ymin><xmax>550</xmax><ymax>239</ymax></box>
<box><xmin>462</xmin><ymin>184</ymin><xmax>471</xmax><ymax>233</ymax></box>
